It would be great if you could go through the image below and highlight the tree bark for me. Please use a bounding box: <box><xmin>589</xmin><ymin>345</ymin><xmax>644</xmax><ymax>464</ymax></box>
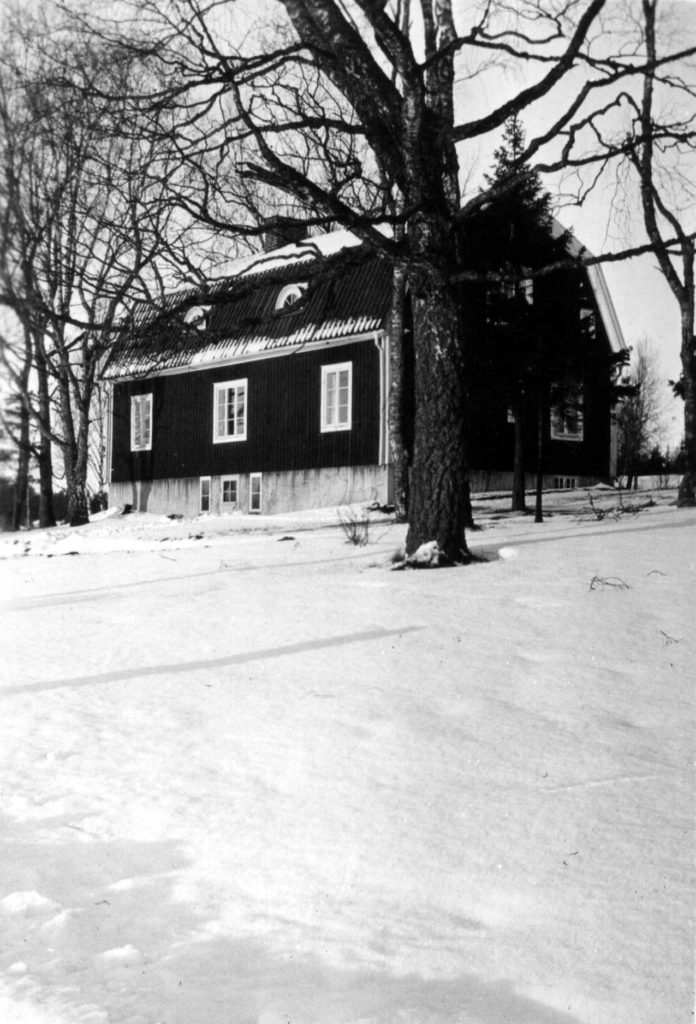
<box><xmin>511</xmin><ymin>402</ymin><xmax>527</xmax><ymax>512</ymax></box>
<box><xmin>65</xmin><ymin>463</ymin><xmax>90</xmax><ymax>526</ymax></box>
<box><xmin>406</xmin><ymin>268</ymin><xmax>468</xmax><ymax>561</ymax></box>
<box><xmin>12</xmin><ymin>401</ymin><xmax>31</xmax><ymax>531</ymax></box>
<box><xmin>35</xmin><ymin>352</ymin><xmax>56</xmax><ymax>528</ymax></box>
<box><xmin>388</xmin><ymin>262</ymin><xmax>410</xmax><ymax>521</ymax></box>
<box><xmin>534</xmin><ymin>396</ymin><xmax>544</xmax><ymax>523</ymax></box>
<box><xmin>677</xmin><ymin>329</ymin><xmax>696</xmax><ymax>505</ymax></box>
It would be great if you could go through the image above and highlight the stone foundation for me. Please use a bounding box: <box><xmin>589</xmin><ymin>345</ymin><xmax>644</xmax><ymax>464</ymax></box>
<box><xmin>108</xmin><ymin>465</ymin><xmax>391</xmax><ymax>517</ymax></box>
<box><xmin>468</xmin><ymin>470</ymin><xmax>611</xmax><ymax>494</ymax></box>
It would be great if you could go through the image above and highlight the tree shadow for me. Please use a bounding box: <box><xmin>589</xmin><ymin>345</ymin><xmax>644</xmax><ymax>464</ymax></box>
<box><xmin>1</xmin><ymin>626</ymin><xmax>423</xmax><ymax>699</ymax></box>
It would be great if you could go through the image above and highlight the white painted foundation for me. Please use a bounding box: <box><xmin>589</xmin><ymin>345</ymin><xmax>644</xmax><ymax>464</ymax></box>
<box><xmin>109</xmin><ymin>465</ymin><xmax>391</xmax><ymax>517</ymax></box>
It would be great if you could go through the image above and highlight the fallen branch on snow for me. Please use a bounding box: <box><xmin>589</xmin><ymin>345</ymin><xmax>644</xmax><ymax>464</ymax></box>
<box><xmin>589</xmin><ymin>574</ymin><xmax>630</xmax><ymax>591</ymax></box>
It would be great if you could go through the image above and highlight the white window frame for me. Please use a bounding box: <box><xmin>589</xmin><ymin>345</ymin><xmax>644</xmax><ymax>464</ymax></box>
<box><xmin>130</xmin><ymin>393</ymin><xmax>153</xmax><ymax>452</ymax></box>
<box><xmin>199</xmin><ymin>476</ymin><xmax>211</xmax><ymax>513</ymax></box>
<box><xmin>320</xmin><ymin>362</ymin><xmax>352</xmax><ymax>433</ymax></box>
<box><xmin>249</xmin><ymin>473</ymin><xmax>262</xmax><ymax>513</ymax></box>
<box><xmin>275</xmin><ymin>283</ymin><xmax>307</xmax><ymax>312</ymax></box>
<box><xmin>213</xmin><ymin>379</ymin><xmax>247</xmax><ymax>444</ymax></box>
<box><xmin>183</xmin><ymin>305</ymin><xmax>210</xmax><ymax>330</ymax></box>
<box><xmin>220</xmin><ymin>474</ymin><xmax>240</xmax><ymax>510</ymax></box>
<box><xmin>550</xmin><ymin>390</ymin><xmax>584</xmax><ymax>442</ymax></box>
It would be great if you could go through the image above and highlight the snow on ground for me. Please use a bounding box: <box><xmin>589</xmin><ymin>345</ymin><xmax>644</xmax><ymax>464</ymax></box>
<box><xmin>0</xmin><ymin>490</ymin><xmax>694</xmax><ymax>1024</ymax></box>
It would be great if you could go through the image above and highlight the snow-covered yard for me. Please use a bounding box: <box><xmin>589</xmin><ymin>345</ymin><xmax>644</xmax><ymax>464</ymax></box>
<box><xmin>1</xmin><ymin>492</ymin><xmax>694</xmax><ymax>1024</ymax></box>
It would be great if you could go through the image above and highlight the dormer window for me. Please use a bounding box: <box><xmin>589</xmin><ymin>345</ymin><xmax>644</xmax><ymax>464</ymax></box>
<box><xmin>183</xmin><ymin>305</ymin><xmax>210</xmax><ymax>330</ymax></box>
<box><xmin>275</xmin><ymin>283</ymin><xmax>307</xmax><ymax>312</ymax></box>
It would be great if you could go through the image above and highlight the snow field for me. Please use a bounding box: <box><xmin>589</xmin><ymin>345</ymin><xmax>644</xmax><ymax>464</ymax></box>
<box><xmin>0</xmin><ymin>502</ymin><xmax>694</xmax><ymax>1024</ymax></box>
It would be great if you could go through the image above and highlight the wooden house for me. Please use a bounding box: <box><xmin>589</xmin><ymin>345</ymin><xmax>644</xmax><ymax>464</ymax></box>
<box><xmin>103</xmin><ymin>229</ymin><xmax>626</xmax><ymax>516</ymax></box>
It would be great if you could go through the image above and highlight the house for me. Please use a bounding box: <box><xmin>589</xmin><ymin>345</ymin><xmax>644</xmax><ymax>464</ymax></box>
<box><xmin>103</xmin><ymin>228</ymin><xmax>626</xmax><ymax>516</ymax></box>
<box><xmin>461</xmin><ymin>224</ymin><xmax>627</xmax><ymax>493</ymax></box>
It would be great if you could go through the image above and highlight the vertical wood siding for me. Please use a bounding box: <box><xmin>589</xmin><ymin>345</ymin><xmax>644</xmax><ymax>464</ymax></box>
<box><xmin>111</xmin><ymin>340</ymin><xmax>380</xmax><ymax>484</ymax></box>
<box><xmin>465</xmin><ymin>267</ymin><xmax>615</xmax><ymax>479</ymax></box>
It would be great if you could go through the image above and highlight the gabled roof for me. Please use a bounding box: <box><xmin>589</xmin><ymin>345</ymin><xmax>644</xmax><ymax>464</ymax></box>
<box><xmin>104</xmin><ymin>222</ymin><xmax>627</xmax><ymax>381</ymax></box>
<box><xmin>104</xmin><ymin>231</ymin><xmax>392</xmax><ymax>379</ymax></box>
<box><xmin>550</xmin><ymin>220</ymin><xmax>626</xmax><ymax>355</ymax></box>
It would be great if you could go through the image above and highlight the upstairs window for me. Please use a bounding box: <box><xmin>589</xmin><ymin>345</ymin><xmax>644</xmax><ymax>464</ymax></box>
<box><xmin>130</xmin><ymin>393</ymin><xmax>153</xmax><ymax>451</ymax></box>
<box><xmin>183</xmin><ymin>305</ymin><xmax>210</xmax><ymax>330</ymax></box>
<box><xmin>550</xmin><ymin>389</ymin><xmax>584</xmax><ymax>442</ymax></box>
<box><xmin>213</xmin><ymin>379</ymin><xmax>247</xmax><ymax>443</ymax></box>
<box><xmin>275</xmin><ymin>283</ymin><xmax>307</xmax><ymax>312</ymax></box>
<box><xmin>320</xmin><ymin>362</ymin><xmax>352</xmax><ymax>432</ymax></box>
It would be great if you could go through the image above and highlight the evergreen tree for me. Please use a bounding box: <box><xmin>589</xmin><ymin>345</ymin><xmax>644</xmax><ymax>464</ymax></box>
<box><xmin>466</xmin><ymin>116</ymin><xmax>574</xmax><ymax>517</ymax></box>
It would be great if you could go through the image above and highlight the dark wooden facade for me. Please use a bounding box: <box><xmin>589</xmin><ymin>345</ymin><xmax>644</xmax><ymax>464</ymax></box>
<box><xmin>464</xmin><ymin>266</ymin><xmax>619</xmax><ymax>484</ymax></box>
<box><xmin>110</xmin><ymin>340</ymin><xmax>381</xmax><ymax>485</ymax></box>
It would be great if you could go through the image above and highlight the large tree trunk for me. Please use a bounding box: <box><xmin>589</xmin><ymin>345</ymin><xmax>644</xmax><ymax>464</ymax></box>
<box><xmin>12</xmin><ymin>400</ymin><xmax>31</xmax><ymax>531</ymax></box>
<box><xmin>511</xmin><ymin>402</ymin><xmax>527</xmax><ymax>512</ymax></box>
<box><xmin>677</xmin><ymin>320</ymin><xmax>696</xmax><ymax>507</ymax></box>
<box><xmin>406</xmin><ymin>269</ymin><xmax>468</xmax><ymax>561</ymax></box>
<box><xmin>534</xmin><ymin>395</ymin><xmax>544</xmax><ymax>523</ymax></box>
<box><xmin>37</xmin><ymin>435</ymin><xmax>56</xmax><ymax>528</ymax></box>
<box><xmin>388</xmin><ymin>262</ymin><xmax>410</xmax><ymax>521</ymax></box>
<box><xmin>36</xmin><ymin>354</ymin><xmax>56</xmax><ymax>528</ymax></box>
<box><xmin>68</xmin><ymin>411</ymin><xmax>91</xmax><ymax>527</ymax></box>
<box><xmin>65</xmin><ymin>465</ymin><xmax>90</xmax><ymax>526</ymax></box>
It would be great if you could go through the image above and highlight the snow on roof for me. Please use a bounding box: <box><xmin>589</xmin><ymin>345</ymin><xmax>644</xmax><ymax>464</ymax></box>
<box><xmin>104</xmin><ymin>222</ymin><xmax>628</xmax><ymax>381</ymax></box>
<box><xmin>201</xmin><ymin>229</ymin><xmax>367</xmax><ymax>288</ymax></box>
<box><xmin>551</xmin><ymin>219</ymin><xmax>627</xmax><ymax>354</ymax></box>
<box><xmin>104</xmin><ymin>237</ymin><xmax>391</xmax><ymax>378</ymax></box>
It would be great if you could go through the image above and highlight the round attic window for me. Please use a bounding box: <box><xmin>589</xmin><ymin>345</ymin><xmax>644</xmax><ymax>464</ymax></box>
<box><xmin>183</xmin><ymin>305</ymin><xmax>209</xmax><ymax>330</ymax></box>
<box><xmin>275</xmin><ymin>283</ymin><xmax>307</xmax><ymax>312</ymax></box>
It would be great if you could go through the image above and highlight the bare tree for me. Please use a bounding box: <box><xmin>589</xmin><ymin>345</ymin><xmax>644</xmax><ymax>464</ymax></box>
<box><xmin>0</xmin><ymin>13</ymin><xmax>195</xmax><ymax>525</ymax></box>
<box><xmin>616</xmin><ymin>339</ymin><xmax>666</xmax><ymax>489</ymax></box>
<box><xmin>629</xmin><ymin>0</ymin><xmax>695</xmax><ymax>505</ymax></box>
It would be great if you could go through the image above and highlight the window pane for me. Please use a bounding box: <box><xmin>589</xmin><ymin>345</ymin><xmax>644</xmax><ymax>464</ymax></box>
<box><xmin>250</xmin><ymin>475</ymin><xmax>261</xmax><ymax>512</ymax></box>
<box><xmin>227</xmin><ymin>391</ymin><xmax>236</xmax><ymax>434</ymax></box>
<box><xmin>200</xmin><ymin>478</ymin><xmax>210</xmax><ymax>512</ymax></box>
<box><xmin>133</xmin><ymin>403</ymin><xmax>142</xmax><ymax>448</ymax></box>
<box><xmin>217</xmin><ymin>391</ymin><xmax>226</xmax><ymax>436</ymax></box>
<box><xmin>326</xmin><ymin>374</ymin><xmax>336</xmax><ymax>424</ymax></box>
<box><xmin>236</xmin><ymin>389</ymin><xmax>245</xmax><ymax>435</ymax></box>
<box><xmin>132</xmin><ymin>395</ymin><xmax>152</xmax><ymax>450</ymax></box>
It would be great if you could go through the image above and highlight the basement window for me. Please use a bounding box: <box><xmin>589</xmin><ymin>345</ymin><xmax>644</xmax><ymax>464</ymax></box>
<box><xmin>249</xmin><ymin>473</ymin><xmax>262</xmax><ymax>513</ymax></box>
<box><xmin>221</xmin><ymin>475</ymin><xmax>239</xmax><ymax>510</ymax></box>
<box><xmin>130</xmin><ymin>393</ymin><xmax>153</xmax><ymax>451</ymax></box>
<box><xmin>199</xmin><ymin>476</ymin><xmax>211</xmax><ymax>513</ymax></box>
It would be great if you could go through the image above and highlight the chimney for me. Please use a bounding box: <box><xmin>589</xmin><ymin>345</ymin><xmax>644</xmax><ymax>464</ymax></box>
<box><xmin>262</xmin><ymin>219</ymin><xmax>309</xmax><ymax>253</ymax></box>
